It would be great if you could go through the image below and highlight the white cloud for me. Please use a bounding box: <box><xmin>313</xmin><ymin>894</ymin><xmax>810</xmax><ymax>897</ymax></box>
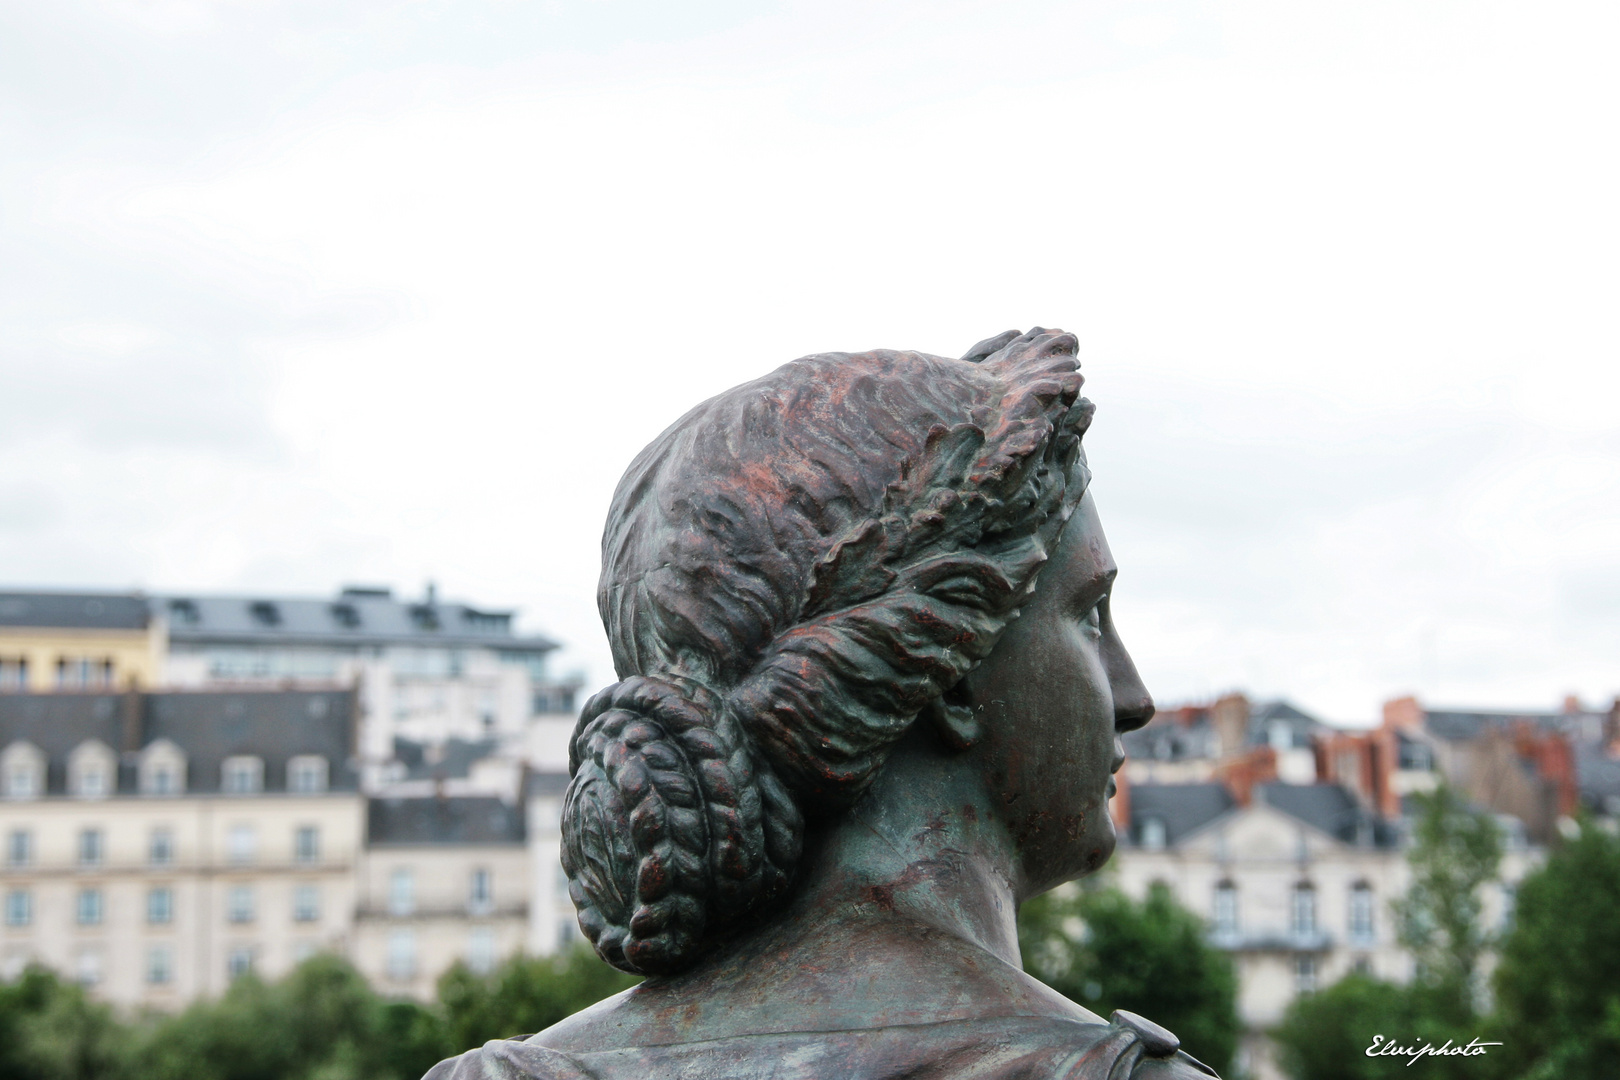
<box><xmin>1</xmin><ymin>0</ymin><xmax>1616</xmax><ymax>717</ymax></box>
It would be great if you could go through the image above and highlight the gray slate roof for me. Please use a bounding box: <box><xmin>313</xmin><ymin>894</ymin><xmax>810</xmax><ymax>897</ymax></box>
<box><xmin>1249</xmin><ymin>700</ymin><xmax>1326</xmax><ymax>749</ymax></box>
<box><xmin>1575</xmin><ymin>739</ymin><xmax>1620</xmax><ymax>813</ymax></box>
<box><xmin>1128</xmin><ymin>782</ymin><xmax>1236</xmax><ymax>845</ymax></box>
<box><xmin>1423</xmin><ymin>708</ymin><xmax>1571</xmax><ymax>742</ymax></box>
<box><xmin>0</xmin><ymin>688</ymin><xmax>357</xmax><ymax>794</ymax></box>
<box><xmin>392</xmin><ymin>737</ymin><xmax>499</xmax><ymax>781</ymax></box>
<box><xmin>1257</xmin><ymin>782</ymin><xmax>1401</xmax><ymax>848</ymax></box>
<box><xmin>0</xmin><ymin>591</ymin><xmax>150</xmax><ymax>630</ymax></box>
<box><xmin>526</xmin><ymin>771</ymin><xmax>571</xmax><ymax>798</ymax></box>
<box><xmin>1128</xmin><ymin>781</ymin><xmax>1400</xmax><ymax>849</ymax></box>
<box><xmin>154</xmin><ymin>586</ymin><xmax>557</xmax><ymax>654</ymax></box>
<box><xmin>367</xmin><ymin>796</ymin><xmax>526</xmax><ymax>845</ymax></box>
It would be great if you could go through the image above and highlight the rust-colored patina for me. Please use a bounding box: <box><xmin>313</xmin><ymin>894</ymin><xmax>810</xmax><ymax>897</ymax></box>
<box><xmin>425</xmin><ymin>329</ymin><xmax>1219</xmax><ymax>1079</ymax></box>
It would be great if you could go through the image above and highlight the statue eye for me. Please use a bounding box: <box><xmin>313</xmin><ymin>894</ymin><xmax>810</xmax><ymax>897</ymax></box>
<box><xmin>1082</xmin><ymin>603</ymin><xmax>1102</xmax><ymax>632</ymax></box>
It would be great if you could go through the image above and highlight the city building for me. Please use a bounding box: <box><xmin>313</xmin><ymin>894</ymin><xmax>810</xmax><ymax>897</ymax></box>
<box><xmin>148</xmin><ymin>585</ymin><xmax>584</xmax><ymax>794</ymax></box>
<box><xmin>355</xmin><ymin>796</ymin><xmax>531</xmax><ymax>1000</ymax></box>
<box><xmin>1113</xmin><ymin>778</ymin><xmax>1534</xmax><ymax>1080</ymax></box>
<box><xmin>0</xmin><ymin>687</ymin><xmax>364</xmax><ymax>1006</ymax></box>
<box><xmin>1122</xmin><ymin>695</ymin><xmax>1328</xmax><ymax>787</ymax></box>
<box><xmin>0</xmin><ymin>591</ymin><xmax>166</xmax><ymax>692</ymax></box>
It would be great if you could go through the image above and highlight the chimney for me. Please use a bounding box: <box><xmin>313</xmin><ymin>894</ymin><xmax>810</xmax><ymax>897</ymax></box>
<box><xmin>1382</xmin><ymin>696</ymin><xmax>1424</xmax><ymax>732</ymax></box>
<box><xmin>120</xmin><ymin>686</ymin><xmax>143</xmax><ymax>753</ymax></box>
<box><xmin>1215</xmin><ymin>745</ymin><xmax>1276</xmax><ymax>807</ymax></box>
<box><xmin>1212</xmin><ymin>693</ymin><xmax>1251</xmax><ymax>759</ymax></box>
<box><xmin>1606</xmin><ymin>697</ymin><xmax>1620</xmax><ymax>756</ymax></box>
<box><xmin>1563</xmin><ymin>694</ymin><xmax>1584</xmax><ymax>715</ymax></box>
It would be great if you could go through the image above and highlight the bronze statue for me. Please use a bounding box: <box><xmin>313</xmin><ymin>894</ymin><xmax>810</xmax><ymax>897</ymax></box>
<box><xmin>426</xmin><ymin>329</ymin><xmax>1218</xmax><ymax>1078</ymax></box>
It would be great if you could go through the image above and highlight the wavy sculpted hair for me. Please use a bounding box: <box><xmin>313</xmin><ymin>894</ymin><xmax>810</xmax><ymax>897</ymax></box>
<box><xmin>562</xmin><ymin>328</ymin><xmax>1096</xmax><ymax>975</ymax></box>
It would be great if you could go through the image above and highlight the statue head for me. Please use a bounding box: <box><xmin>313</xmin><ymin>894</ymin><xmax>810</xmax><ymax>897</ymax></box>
<box><xmin>562</xmin><ymin>327</ymin><xmax>1151</xmax><ymax>975</ymax></box>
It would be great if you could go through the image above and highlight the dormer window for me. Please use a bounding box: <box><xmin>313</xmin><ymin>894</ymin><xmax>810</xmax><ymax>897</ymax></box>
<box><xmin>287</xmin><ymin>755</ymin><xmax>329</xmax><ymax>794</ymax></box>
<box><xmin>68</xmin><ymin>740</ymin><xmax>117</xmax><ymax>799</ymax></box>
<box><xmin>139</xmin><ymin>740</ymin><xmax>187</xmax><ymax>797</ymax></box>
<box><xmin>167</xmin><ymin>598</ymin><xmax>200</xmax><ymax>626</ymax></box>
<box><xmin>409</xmin><ymin>605</ymin><xmax>440</xmax><ymax>631</ymax></box>
<box><xmin>248</xmin><ymin>601</ymin><xmax>281</xmax><ymax>627</ymax></box>
<box><xmin>221</xmin><ymin>756</ymin><xmax>264</xmax><ymax>795</ymax></box>
<box><xmin>330</xmin><ymin>603</ymin><xmax>361</xmax><ymax>629</ymax></box>
<box><xmin>1</xmin><ymin>741</ymin><xmax>46</xmax><ymax>800</ymax></box>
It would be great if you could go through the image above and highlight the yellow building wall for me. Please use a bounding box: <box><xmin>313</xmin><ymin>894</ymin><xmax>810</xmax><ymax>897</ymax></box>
<box><xmin>0</xmin><ymin>621</ymin><xmax>167</xmax><ymax>691</ymax></box>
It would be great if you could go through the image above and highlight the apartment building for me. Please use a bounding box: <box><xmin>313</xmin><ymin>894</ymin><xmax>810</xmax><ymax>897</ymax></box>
<box><xmin>0</xmin><ymin>591</ymin><xmax>166</xmax><ymax>692</ymax></box>
<box><xmin>0</xmin><ymin>688</ymin><xmax>364</xmax><ymax>1005</ymax></box>
<box><xmin>354</xmin><ymin>796</ymin><xmax>531</xmax><ymax>1000</ymax></box>
<box><xmin>149</xmin><ymin>585</ymin><xmax>583</xmax><ymax>793</ymax></box>
<box><xmin>1114</xmin><ymin>779</ymin><xmax>1535</xmax><ymax>1080</ymax></box>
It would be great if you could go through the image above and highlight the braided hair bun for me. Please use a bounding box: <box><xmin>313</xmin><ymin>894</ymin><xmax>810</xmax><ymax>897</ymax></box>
<box><xmin>561</xmin><ymin>675</ymin><xmax>802</xmax><ymax>974</ymax></box>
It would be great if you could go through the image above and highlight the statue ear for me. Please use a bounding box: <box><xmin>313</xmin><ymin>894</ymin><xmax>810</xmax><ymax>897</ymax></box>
<box><xmin>923</xmin><ymin>688</ymin><xmax>984</xmax><ymax>750</ymax></box>
<box><xmin>960</xmin><ymin>329</ymin><xmax>1022</xmax><ymax>364</ymax></box>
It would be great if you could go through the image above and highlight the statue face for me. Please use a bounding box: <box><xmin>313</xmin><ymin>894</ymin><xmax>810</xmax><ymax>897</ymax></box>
<box><xmin>957</xmin><ymin>491</ymin><xmax>1154</xmax><ymax>896</ymax></box>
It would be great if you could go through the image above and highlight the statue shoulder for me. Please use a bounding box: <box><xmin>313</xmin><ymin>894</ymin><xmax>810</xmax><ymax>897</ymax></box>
<box><xmin>1056</xmin><ymin>1010</ymin><xmax>1220</xmax><ymax>1080</ymax></box>
<box><xmin>421</xmin><ymin>1038</ymin><xmax>595</xmax><ymax>1080</ymax></box>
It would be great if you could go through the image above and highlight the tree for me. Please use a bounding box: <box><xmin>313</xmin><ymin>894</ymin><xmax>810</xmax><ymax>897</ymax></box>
<box><xmin>130</xmin><ymin>952</ymin><xmax>448</xmax><ymax>1080</ymax></box>
<box><xmin>0</xmin><ymin>964</ymin><xmax>130</xmax><ymax>1080</ymax></box>
<box><xmin>1271</xmin><ymin>973</ymin><xmax>1412</xmax><ymax>1080</ymax></box>
<box><xmin>1391</xmin><ymin>785</ymin><xmax>1502</xmax><ymax>1018</ymax></box>
<box><xmin>1017</xmin><ymin>882</ymin><xmax>1239</xmax><ymax>1075</ymax></box>
<box><xmin>1490</xmin><ymin>817</ymin><xmax>1620</xmax><ymax>1080</ymax></box>
<box><xmin>436</xmin><ymin>945</ymin><xmax>640</xmax><ymax>1055</ymax></box>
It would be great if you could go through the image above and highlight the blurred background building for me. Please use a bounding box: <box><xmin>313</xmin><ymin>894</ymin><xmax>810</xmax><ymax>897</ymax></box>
<box><xmin>4</xmin><ymin>582</ymin><xmax>1620</xmax><ymax>1074</ymax></box>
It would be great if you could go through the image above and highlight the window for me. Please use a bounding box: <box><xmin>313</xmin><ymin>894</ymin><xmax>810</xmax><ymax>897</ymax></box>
<box><xmin>1349</xmin><ymin>883</ymin><xmax>1375</xmax><ymax>939</ymax></box>
<box><xmin>77</xmin><ymin>888</ymin><xmax>103</xmax><ymax>926</ymax></box>
<box><xmin>293</xmin><ymin>885</ymin><xmax>320</xmax><ymax>923</ymax></box>
<box><xmin>292</xmin><ymin>940</ymin><xmax>319</xmax><ymax>964</ymax></box>
<box><xmin>388</xmin><ymin>868</ymin><xmax>415</xmax><ymax>917</ymax></box>
<box><xmin>221</xmin><ymin>756</ymin><xmax>264</xmax><ymax>795</ymax></box>
<box><xmin>1</xmin><ymin>742</ymin><xmax>45</xmax><ymax>799</ymax></box>
<box><xmin>149</xmin><ymin>829</ymin><xmax>175</xmax><ymax>866</ymax></box>
<box><xmin>57</xmin><ymin>657</ymin><xmax>113</xmax><ymax>690</ymax></box>
<box><xmin>288</xmin><ymin>756</ymin><xmax>329</xmax><ymax>795</ymax></box>
<box><xmin>226</xmin><ymin>946</ymin><xmax>254</xmax><ymax>980</ymax></box>
<box><xmin>294</xmin><ymin>826</ymin><xmax>320</xmax><ymax>865</ymax></box>
<box><xmin>0</xmin><ymin>657</ymin><xmax>27</xmax><ymax>691</ymax></box>
<box><xmin>227</xmin><ymin>825</ymin><xmax>257</xmax><ymax>865</ymax></box>
<box><xmin>556</xmin><ymin>918</ymin><xmax>577</xmax><ymax>952</ymax></box>
<box><xmin>140</xmin><ymin>741</ymin><xmax>187</xmax><ymax>796</ymax></box>
<box><xmin>1139</xmin><ymin>817</ymin><xmax>1167</xmax><ymax>850</ymax></box>
<box><xmin>1213</xmin><ymin>881</ymin><xmax>1238</xmax><ymax>935</ymax></box>
<box><xmin>68</xmin><ymin>741</ymin><xmax>119</xmax><ymax>799</ymax></box>
<box><xmin>1353</xmin><ymin>955</ymin><xmax>1373</xmax><ymax>976</ymax></box>
<box><xmin>226</xmin><ymin>885</ymin><xmax>255</xmax><ymax>924</ymax></box>
<box><xmin>79</xmin><ymin>828</ymin><xmax>104</xmax><ymax>866</ymax></box>
<box><xmin>1294</xmin><ymin>954</ymin><xmax>1317</xmax><ymax>993</ymax></box>
<box><xmin>6</xmin><ymin>829</ymin><xmax>30</xmax><ymax>867</ymax></box>
<box><xmin>387</xmin><ymin>929</ymin><xmax>417</xmax><ymax>980</ymax></box>
<box><xmin>4</xmin><ymin>889</ymin><xmax>30</xmax><ymax>927</ymax></box>
<box><xmin>75</xmin><ymin>951</ymin><xmax>102</xmax><ymax>986</ymax></box>
<box><xmin>147</xmin><ymin>887</ymin><xmax>173</xmax><ymax>925</ymax></box>
<box><xmin>1291</xmin><ymin>883</ymin><xmax>1317</xmax><ymax>936</ymax></box>
<box><xmin>1500</xmin><ymin>883</ymin><xmax>1517</xmax><ymax>931</ymax></box>
<box><xmin>467</xmin><ymin>928</ymin><xmax>497</xmax><ymax>974</ymax></box>
<box><xmin>469</xmin><ymin>868</ymin><xmax>492</xmax><ymax>914</ymax></box>
<box><xmin>146</xmin><ymin>946</ymin><xmax>172</xmax><ymax>985</ymax></box>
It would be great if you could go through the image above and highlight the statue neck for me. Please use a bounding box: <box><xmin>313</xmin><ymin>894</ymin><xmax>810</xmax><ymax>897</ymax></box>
<box><xmin>790</xmin><ymin>725</ymin><xmax>1024</xmax><ymax>968</ymax></box>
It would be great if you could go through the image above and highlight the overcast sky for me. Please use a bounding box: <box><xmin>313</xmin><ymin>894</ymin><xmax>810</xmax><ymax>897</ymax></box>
<box><xmin>2</xmin><ymin>0</ymin><xmax>1616</xmax><ymax>724</ymax></box>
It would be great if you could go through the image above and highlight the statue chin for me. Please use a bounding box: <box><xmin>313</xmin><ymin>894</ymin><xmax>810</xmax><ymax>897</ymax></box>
<box><xmin>422</xmin><ymin>329</ymin><xmax>1221</xmax><ymax>1080</ymax></box>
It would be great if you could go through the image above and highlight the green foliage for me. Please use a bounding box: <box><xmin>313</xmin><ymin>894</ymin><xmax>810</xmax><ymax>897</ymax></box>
<box><xmin>128</xmin><ymin>953</ymin><xmax>450</xmax><ymax>1080</ymax></box>
<box><xmin>1018</xmin><ymin>881</ymin><xmax>1240</xmax><ymax>1075</ymax></box>
<box><xmin>1390</xmin><ymin>785</ymin><xmax>1502</xmax><ymax>1013</ymax></box>
<box><xmin>0</xmin><ymin>964</ymin><xmax>129</xmax><ymax>1080</ymax></box>
<box><xmin>1490</xmin><ymin>818</ymin><xmax>1620</xmax><ymax>1080</ymax></box>
<box><xmin>437</xmin><ymin>945</ymin><xmax>639</xmax><ymax>1052</ymax></box>
<box><xmin>1273</xmin><ymin>975</ymin><xmax>1497</xmax><ymax>1080</ymax></box>
<box><xmin>0</xmin><ymin>947</ymin><xmax>636</xmax><ymax>1080</ymax></box>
